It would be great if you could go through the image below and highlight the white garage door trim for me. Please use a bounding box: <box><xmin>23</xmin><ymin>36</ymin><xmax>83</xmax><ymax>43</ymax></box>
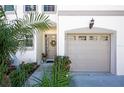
<box><xmin>65</xmin><ymin>27</ymin><xmax>116</xmax><ymax>74</ymax></box>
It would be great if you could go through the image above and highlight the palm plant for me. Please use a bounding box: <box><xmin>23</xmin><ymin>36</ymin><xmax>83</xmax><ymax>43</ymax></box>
<box><xmin>0</xmin><ymin>5</ymin><xmax>52</xmax><ymax>86</ymax></box>
<box><xmin>0</xmin><ymin>6</ymin><xmax>51</xmax><ymax>64</ymax></box>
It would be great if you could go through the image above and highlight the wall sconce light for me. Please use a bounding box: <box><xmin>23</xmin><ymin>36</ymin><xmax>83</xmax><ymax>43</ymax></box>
<box><xmin>89</xmin><ymin>18</ymin><xmax>94</xmax><ymax>29</ymax></box>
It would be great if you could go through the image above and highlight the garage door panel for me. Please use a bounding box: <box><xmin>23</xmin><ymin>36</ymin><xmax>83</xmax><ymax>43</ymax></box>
<box><xmin>65</xmin><ymin>34</ymin><xmax>110</xmax><ymax>72</ymax></box>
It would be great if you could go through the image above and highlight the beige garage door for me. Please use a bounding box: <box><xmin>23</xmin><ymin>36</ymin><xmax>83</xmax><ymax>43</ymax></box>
<box><xmin>65</xmin><ymin>33</ymin><xmax>111</xmax><ymax>72</ymax></box>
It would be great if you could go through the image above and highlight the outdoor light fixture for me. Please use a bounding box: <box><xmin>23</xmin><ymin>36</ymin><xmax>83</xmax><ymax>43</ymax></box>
<box><xmin>89</xmin><ymin>18</ymin><xmax>94</xmax><ymax>29</ymax></box>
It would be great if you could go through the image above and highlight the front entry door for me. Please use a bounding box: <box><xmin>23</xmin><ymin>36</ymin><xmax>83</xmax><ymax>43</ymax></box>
<box><xmin>45</xmin><ymin>34</ymin><xmax>57</xmax><ymax>59</ymax></box>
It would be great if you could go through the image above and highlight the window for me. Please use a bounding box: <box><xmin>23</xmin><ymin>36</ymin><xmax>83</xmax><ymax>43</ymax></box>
<box><xmin>19</xmin><ymin>35</ymin><xmax>33</xmax><ymax>47</ymax></box>
<box><xmin>78</xmin><ymin>36</ymin><xmax>87</xmax><ymax>40</ymax></box>
<box><xmin>25</xmin><ymin>35</ymin><xmax>33</xmax><ymax>47</ymax></box>
<box><xmin>4</xmin><ymin>5</ymin><xmax>15</xmax><ymax>11</ymax></box>
<box><xmin>24</xmin><ymin>5</ymin><xmax>37</xmax><ymax>12</ymax></box>
<box><xmin>67</xmin><ymin>35</ymin><xmax>76</xmax><ymax>40</ymax></box>
<box><xmin>100</xmin><ymin>35</ymin><xmax>109</xmax><ymax>41</ymax></box>
<box><xmin>43</xmin><ymin>5</ymin><xmax>55</xmax><ymax>12</ymax></box>
<box><xmin>89</xmin><ymin>36</ymin><xmax>97</xmax><ymax>40</ymax></box>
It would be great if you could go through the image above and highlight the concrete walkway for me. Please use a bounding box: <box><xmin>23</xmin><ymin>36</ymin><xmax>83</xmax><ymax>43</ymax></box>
<box><xmin>24</xmin><ymin>63</ymin><xmax>53</xmax><ymax>87</ymax></box>
<box><xmin>70</xmin><ymin>72</ymin><xmax>124</xmax><ymax>87</ymax></box>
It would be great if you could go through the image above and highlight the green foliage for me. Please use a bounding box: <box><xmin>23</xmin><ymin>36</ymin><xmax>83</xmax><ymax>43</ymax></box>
<box><xmin>9</xmin><ymin>63</ymin><xmax>38</xmax><ymax>87</ymax></box>
<box><xmin>54</xmin><ymin>56</ymin><xmax>71</xmax><ymax>72</ymax></box>
<box><xmin>0</xmin><ymin>63</ymin><xmax>8</xmax><ymax>84</ymax></box>
<box><xmin>0</xmin><ymin>5</ymin><xmax>6</xmax><ymax>20</ymax></box>
<box><xmin>41</xmin><ymin>74</ymin><xmax>51</xmax><ymax>87</ymax></box>
<box><xmin>20</xmin><ymin>63</ymin><xmax>34</xmax><ymax>74</ymax></box>
<box><xmin>22</xmin><ymin>12</ymin><xmax>52</xmax><ymax>31</ymax></box>
<box><xmin>33</xmin><ymin>72</ymin><xmax>52</xmax><ymax>87</ymax></box>
<box><xmin>33</xmin><ymin>56</ymin><xmax>71</xmax><ymax>87</ymax></box>
<box><xmin>9</xmin><ymin>69</ymin><xmax>27</xmax><ymax>87</ymax></box>
<box><xmin>51</xmin><ymin>56</ymin><xmax>71</xmax><ymax>87</ymax></box>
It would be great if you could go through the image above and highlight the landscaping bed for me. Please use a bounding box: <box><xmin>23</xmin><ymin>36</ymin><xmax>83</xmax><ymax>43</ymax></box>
<box><xmin>0</xmin><ymin>62</ymin><xmax>39</xmax><ymax>87</ymax></box>
<box><xmin>0</xmin><ymin>56</ymin><xmax>71</xmax><ymax>87</ymax></box>
<box><xmin>9</xmin><ymin>63</ymin><xmax>39</xmax><ymax>87</ymax></box>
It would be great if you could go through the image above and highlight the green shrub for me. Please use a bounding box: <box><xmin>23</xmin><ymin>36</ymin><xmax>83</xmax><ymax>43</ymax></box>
<box><xmin>9</xmin><ymin>63</ymin><xmax>38</xmax><ymax>87</ymax></box>
<box><xmin>0</xmin><ymin>63</ymin><xmax>8</xmax><ymax>85</ymax></box>
<box><xmin>9</xmin><ymin>69</ymin><xmax>27</xmax><ymax>87</ymax></box>
<box><xmin>33</xmin><ymin>56</ymin><xmax>71</xmax><ymax>87</ymax></box>
<box><xmin>54</xmin><ymin>56</ymin><xmax>71</xmax><ymax>72</ymax></box>
<box><xmin>51</xmin><ymin>56</ymin><xmax>71</xmax><ymax>87</ymax></box>
<box><xmin>20</xmin><ymin>63</ymin><xmax>34</xmax><ymax>74</ymax></box>
<box><xmin>41</xmin><ymin>74</ymin><xmax>51</xmax><ymax>87</ymax></box>
<box><xmin>33</xmin><ymin>72</ymin><xmax>52</xmax><ymax>87</ymax></box>
<box><xmin>32</xmin><ymin>56</ymin><xmax>71</xmax><ymax>87</ymax></box>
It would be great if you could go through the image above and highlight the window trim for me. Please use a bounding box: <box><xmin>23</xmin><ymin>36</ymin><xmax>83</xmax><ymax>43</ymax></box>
<box><xmin>3</xmin><ymin>5</ymin><xmax>16</xmax><ymax>14</ymax></box>
<box><xmin>23</xmin><ymin>5</ymin><xmax>38</xmax><ymax>13</ymax></box>
<box><xmin>25</xmin><ymin>35</ymin><xmax>34</xmax><ymax>49</ymax></box>
<box><xmin>42</xmin><ymin>5</ymin><xmax>56</xmax><ymax>14</ymax></box>
<box><xmin>18</xmin><ymin>34</ymin><xmax>34</xmax><ymax>50</ymax></box>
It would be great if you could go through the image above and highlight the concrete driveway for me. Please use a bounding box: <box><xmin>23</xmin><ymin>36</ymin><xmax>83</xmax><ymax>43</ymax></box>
<box><xmin>70</xmin><ymin>72</ymin><xmax>124</xmax><ymax>87</ymax></box>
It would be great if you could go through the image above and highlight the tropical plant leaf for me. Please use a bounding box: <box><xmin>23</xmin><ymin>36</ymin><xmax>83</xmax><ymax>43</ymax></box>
<box><xmin>22</xmin><ymin>12</ymin><xmax>52</xmax><ymax>31</ymax></box>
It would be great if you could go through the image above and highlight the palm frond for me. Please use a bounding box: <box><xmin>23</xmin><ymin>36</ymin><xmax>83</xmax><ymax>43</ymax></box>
<box><xmin>22</xmin><ymin>12</ymin><xmax>52</xmax><ymax>31</ymax></box>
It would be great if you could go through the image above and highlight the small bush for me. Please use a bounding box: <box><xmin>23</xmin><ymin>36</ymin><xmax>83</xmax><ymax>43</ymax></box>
<box><xmin>20</xmin><ymin>63</ymin><xmax>34</xmax><ymax>74</ymax></box>
<box><xmin>35</xmin><ymin>56</ymin><xmax>71</xmax><ymax>87</ymax></box>
<box><xmin>0</xmin><ymin>63</ymin><xmax>8</xmax><ymax>85</ymax></box>
<box><xmin>51</xmin><ymin>56</ymin><xmax>71</xmax><ymax>87</ymax></box>
<box><xmin>9</xmin><ymin>69</ymin><xmax>27</xmax><ymax>87</ymax></box>
<box><xmin>33</xmin><ymin>72</ymin><xmax>52</xmax><ymax>87</ymax></box>
<box><xmin>9</xmin><ymin>63</ymin><xmax>38</xmax><ymax>87</ymax></box>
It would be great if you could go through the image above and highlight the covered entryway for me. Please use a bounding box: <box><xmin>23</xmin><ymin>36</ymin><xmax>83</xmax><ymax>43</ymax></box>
<box><xmin>65</xmin><ymin>27</ymin><xmax>116</xmax><ymax>73</ymax></box>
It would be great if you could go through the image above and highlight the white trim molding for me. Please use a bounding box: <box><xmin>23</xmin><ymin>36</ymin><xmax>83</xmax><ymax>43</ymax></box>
<box><xmin>58</xmin><ymin>10</ymin><xmax>124</xmax><ymax>16</ymax></box>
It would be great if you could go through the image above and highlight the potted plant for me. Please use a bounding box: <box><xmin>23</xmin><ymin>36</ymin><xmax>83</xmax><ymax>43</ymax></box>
<box><xmin>42</xmin><ymin>53</ymin><xmax>47</xmax><ymax>63</ymax></box>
